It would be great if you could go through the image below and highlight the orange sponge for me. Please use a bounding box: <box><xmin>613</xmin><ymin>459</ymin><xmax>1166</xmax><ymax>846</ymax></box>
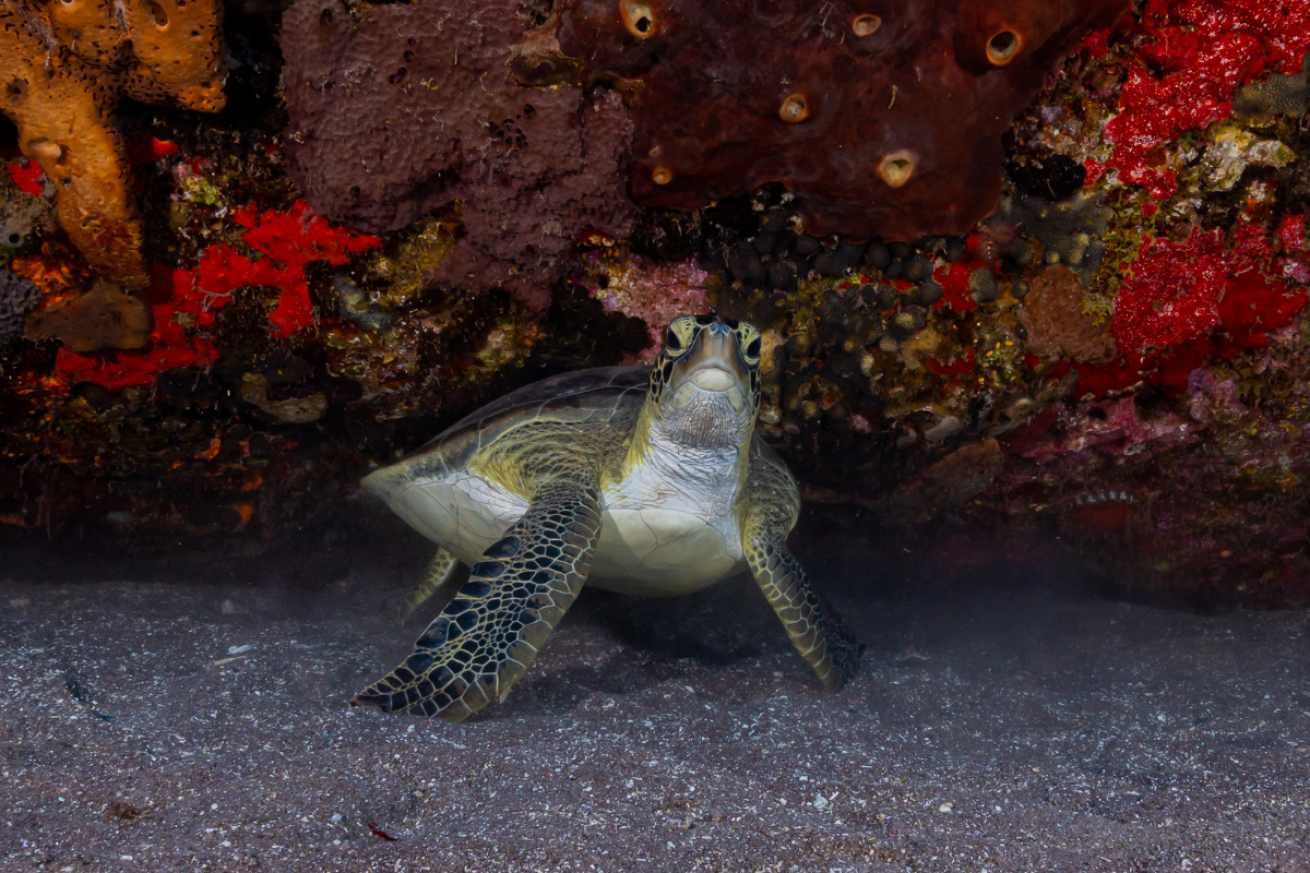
<box><xmin>0</xmin><ymin>0</ymin><xmax>226</xmax><ymax>289</ymax></box>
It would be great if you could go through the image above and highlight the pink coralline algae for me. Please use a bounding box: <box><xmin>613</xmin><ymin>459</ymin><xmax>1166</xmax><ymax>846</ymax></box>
<box><xmin>548</xmin><ymin>0</ymin><xmax>1127</xmax><ymax>242</ymax></box>
<box><xmin>581</xmin><ymin>252</ymin><xmax>711</xmax><ymax>361</ymax></box>
<box><xmin>990</xmin><ymin>346</ymin><xmax>1310</xmax><ymax>606</ymax></box>
<box><xmin>1008</xmin><ymin>395</ymin><xmax>1197</xmax><ymax>465</ymax></box>
<box><xmin>280</xmin><ymin>0</ymin><xmax>636</xmax><ymax>310</ymax></box>
<box><xmin>1092</xmin><ymin>0</ymin><xmax>1310</xmax><ymax>197</ymax></box>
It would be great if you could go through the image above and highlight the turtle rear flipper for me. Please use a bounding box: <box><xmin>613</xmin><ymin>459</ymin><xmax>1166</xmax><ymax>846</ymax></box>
<box><xmin>396</xmin><ymin>547</ymin><xmax>463</xmax><ymax>625</ymax></box>
<box><xmin>352</xmin><ymin>478</ymin><xmax>603</xmax><ymax>721</ymax></box>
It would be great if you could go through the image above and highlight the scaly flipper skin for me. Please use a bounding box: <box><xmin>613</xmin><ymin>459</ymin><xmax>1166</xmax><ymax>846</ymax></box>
<box><xmin>743</xmin><ymin>448</ymin><xmax>863</xmax><ymax>692</ymax></box>
<box><xmin>397</xmin><ymin>547</ymin><xmax>462</xmax><ymax>625</ymax></box>
<box><xmin>352</xmin><ymin>475</ymin><xmax>602</xmax><ymax>721</ymax></box>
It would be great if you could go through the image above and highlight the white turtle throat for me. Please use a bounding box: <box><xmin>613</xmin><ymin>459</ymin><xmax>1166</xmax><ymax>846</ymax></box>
<box><xmin>659</xmin><ymin>369</ymin><xmax>752</xmax><ymax>450</ymax></box>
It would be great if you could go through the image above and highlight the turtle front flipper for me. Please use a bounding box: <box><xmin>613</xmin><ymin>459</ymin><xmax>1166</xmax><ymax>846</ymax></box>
<box><xmin>742</xmin><ymin>452</ymin><xmax>863</xmax><ymax>692</ymax></box>
<box><xmin>352</xmin><ymin>478</ymin><xmax>603</xmax><ymax>721</ymax></box>
<box><xmin>397</xmin><ymin>547</ymin><xmax>463</xmax><ymax>625</ymax></box>
<box><xmin>745</xmin><ymin>531</ymin><xmax>863</xmax><ymax>692</ymax></box>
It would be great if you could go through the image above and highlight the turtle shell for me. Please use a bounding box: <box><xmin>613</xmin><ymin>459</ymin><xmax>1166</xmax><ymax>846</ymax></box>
<box><xmin>365</xmin><ymin>365</ymin><xmax>650</xmax><ymax>492</ymax></box>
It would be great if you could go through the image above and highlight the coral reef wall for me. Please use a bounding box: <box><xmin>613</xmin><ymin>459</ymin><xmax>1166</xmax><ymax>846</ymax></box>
<box><xmin>1</xmin><ymin>0</ymin><xmax>1309</xmax><ymax>606</ymax></box>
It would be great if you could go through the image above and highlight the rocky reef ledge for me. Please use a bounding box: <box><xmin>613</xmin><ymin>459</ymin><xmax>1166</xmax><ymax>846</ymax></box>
<box><xmin>2</xmin><ymin>0</ymin><xmax>1310</xmax><ymax>606</ymax></box>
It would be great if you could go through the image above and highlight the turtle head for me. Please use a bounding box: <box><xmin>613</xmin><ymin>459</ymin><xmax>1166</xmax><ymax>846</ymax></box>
<box><xmin>646</xmin><ymin>314</ymin><xmax>762</xmax><ymax>448</ymax></box>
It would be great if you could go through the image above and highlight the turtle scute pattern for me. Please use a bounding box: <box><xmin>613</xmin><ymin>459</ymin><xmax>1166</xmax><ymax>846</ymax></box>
<box><xmin>742</xmin><ymin>449</ymin><xmax>864</xmax><ymax>691</ymax></box>
<box><xmin>351</xmin><ymin>472</ymin><xmax>602</xmax><ymax>722</ymax></box>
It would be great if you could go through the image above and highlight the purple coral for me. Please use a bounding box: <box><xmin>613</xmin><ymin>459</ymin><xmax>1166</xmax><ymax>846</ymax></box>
<box><xmin>280</xmin><ymin>0</ymin><xmax>636</xmax><ymax>310</ymax></box>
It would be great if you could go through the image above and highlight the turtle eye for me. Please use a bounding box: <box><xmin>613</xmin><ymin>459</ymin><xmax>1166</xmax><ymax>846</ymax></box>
<box><xmin>665</xmin><ymin>326</ymin><xmax>684</xmax><ymax>354</ymax></box>
<box><xmin>744</xmin><ymin>336</ymin><xmax>762</xmax><ymax>361</ymax></box>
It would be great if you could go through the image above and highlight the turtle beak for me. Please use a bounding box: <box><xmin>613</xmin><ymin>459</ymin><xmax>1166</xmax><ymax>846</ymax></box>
<box><xmin>678</xmin><ymin>322</ymin><xmax>750</xmax><ymax>389</ymax></box>
<box><xmin>667</xmin><ymin>322</ymin><xmax>752</xmax><ymax>413</ymax></box>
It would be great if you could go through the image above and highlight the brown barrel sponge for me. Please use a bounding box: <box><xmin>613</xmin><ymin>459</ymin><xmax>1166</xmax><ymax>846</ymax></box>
<box><xmin>555</xmin><ymin>0</ymin><xmax>1127</xmax><ymax>242</ymax></box>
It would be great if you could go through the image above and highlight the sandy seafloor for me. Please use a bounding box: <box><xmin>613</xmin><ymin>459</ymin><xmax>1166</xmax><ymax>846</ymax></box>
<box><xmin>2</xmin><ymin>523</ymin><xmax>1309</xmax><ymax>873</ymax></box>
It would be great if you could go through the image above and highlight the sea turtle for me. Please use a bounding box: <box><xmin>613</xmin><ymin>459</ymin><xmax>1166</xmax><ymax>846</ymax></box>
<box><xmin>352</xmin><ymin>314</ymin><xmax>862</xmax><ymax>721</ymax></box>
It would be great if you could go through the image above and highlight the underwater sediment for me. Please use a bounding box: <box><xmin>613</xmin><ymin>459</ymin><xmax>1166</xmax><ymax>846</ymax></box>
<box><xmin>1</xmin><ymin>0</ymin><xmax>1309</xmax><ymax>605</ymax></box>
